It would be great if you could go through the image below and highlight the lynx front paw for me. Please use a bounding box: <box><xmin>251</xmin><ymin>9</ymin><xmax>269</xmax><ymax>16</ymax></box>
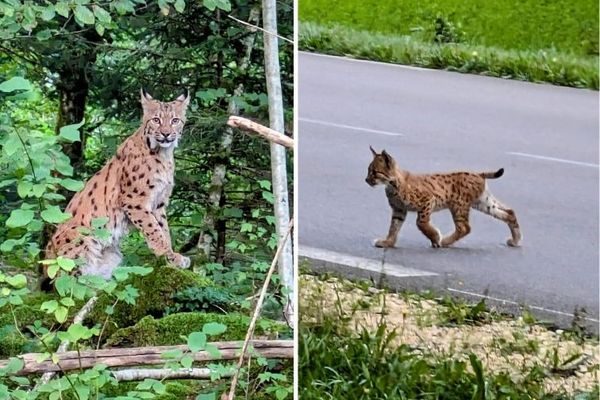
<box><xmin>374</xmin><ymin>239</ymin><xmax>394</xmax><ymax>248</ymax></box>
<box><xmin>506</xmin><ymin>238</ymin><xmax>521</xmax><ymax>247</ymax></box>
<box><xmin>167</xmin><ymin>252</ymin><xmax>191</xmax><ymax>268</ymax></box>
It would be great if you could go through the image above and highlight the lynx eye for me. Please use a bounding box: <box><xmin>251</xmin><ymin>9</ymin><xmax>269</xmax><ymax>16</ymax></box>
<box><xmin>151</xmin><ymin>117</ymin><xmax>161</xmax><ymax>124</ymax></box>
<box><xmin>171</xmin><ymin>118</ymin><xmax>180</xmax><ymax>124</ymax></box>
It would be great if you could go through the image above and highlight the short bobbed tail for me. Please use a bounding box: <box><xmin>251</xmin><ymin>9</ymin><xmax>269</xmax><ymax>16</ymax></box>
<box><xmin>482</xmin><ymin>168</ymin><xmax>504</xmax><ymax>179</ymax></box>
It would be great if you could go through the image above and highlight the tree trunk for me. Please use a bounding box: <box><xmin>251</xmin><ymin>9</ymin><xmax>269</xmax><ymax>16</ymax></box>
<box><xmin>198</xmin><ymin>6</ymin><xmax>261</xmax><ymax>262</ymax></box>
<box><xmin>261</xmin><ymin>0</ymin><xmax>295</xmax><ymax>328</ymax></box>
<box><xmin>55</xmin><ymin>64</ymin><xmax>89</xmax><ymax>169</ymax></box>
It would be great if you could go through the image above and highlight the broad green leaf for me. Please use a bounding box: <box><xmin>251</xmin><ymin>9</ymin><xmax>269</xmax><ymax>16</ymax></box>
<box><xmin>187</xmin><ymin>332</ymin><xmax>207</xmax><ymax>352</ymax></box>
<box><xmin>17</xmin><ymin>181</ymin><xmax>33</xmax><ymax>198</ymax></box>
<box><xmin>0</xmin><ymin>239</ymin><xmax>18</xmax><ymax>252</ymax></box>
<box><xmin>57</xmin><ymin>257</ymin><xmax>76</xmax><ymax>271</ymax></box>
<box><xmin>5</xmin><ymin>274</ymin><xmax>27</xmax><ymax>288</ymax></box>
<box><xmin>240</xmin><ymin>223</ymin><xmax>252</xmax><ymax>233</ymax></box>
<box><xmin>174</xmin><ymin>0</ymin><xmax>185</xmax><ymax>12</ymax></box>
<box><xmin>0</xmin><ymin>77</ymin><xmax>32</xmax><ymax>93</ymax></box>
<box><xmin>60</xmin><ymin>178</ymin><xmax>84</xmax><ymax>192</ymax></box>
<box><xmin>40</xmin><ymin>300</ymin><xmax>58</xmax><ymax>313</ymax></box>
<box><xmin>0</xmin><ymin>357</ymin><xmax>24</xmax><ymax>376</ymax></box>
<box><xmin>203</xmin><ymin>0</ymin><xmax>216</xmax><ymax>11</ymax></box>
<box><xmin>113</xmin><ymin>0</ymin><xmax>135</xmax><ymax>15</ymax></box>
<box><xmin>54</xmin><ymin>276</ymin><xmax>73</xmax><ymax>297</ymax></box>
<box><xmin>32</xmin><ymin>183</ymin><xmax>46</xmax><ymax>198</ymax></box>
<box><xmin>158</xmin><ymin>0</ymin><xmax>170</xmax><ymax>15</ymax></box>
<box><xmin>275</xmin><ymin>388</ymin><xmax>289</xmax><ymax>400</ymax></box>
<box><xmin>95</xmin><ymin>23</ymin><xmax>105</xmax><ymax>36</ymax></box>
<box><xmin>262</xmin><ymin>191</ymin><xmax>274</xmax><ymax>204</ymax></box>
<box><xmin>204</xmin><ymin>343</ymin><xmax>221</xmax><ymax>359</ymax></box>
<box><xmin>47</xmin><ymin>264</ymin><xmax>60</xmax><ymax>279</ymax></box>
<box><xmin>258</xmin><ymin>180</ymin><xmax>271</xmax><ymax>190</ymax></box>
<box><xmin>215</xmin><ymin>0</ymin><xmax>231</xmax><ymax>11</ymax></box>
<box><xmin>40</xmin><ymin>5</ymin><xmax>56</xmax><ymax>21</ymax></box>
<box><xmin>35</xmin><ymin>29</ymin><xmax>52</xmax><ymax>41</ymax></box>
<box><xmin>41</xmin><ymin>206</ymin><xmax>71</xmax><ymax>223</ymax></box>
<box><xmin>55</xmin><ymin>306</ymin><xmax>68</xmax><ymax>323</ymax></box>
<box><xmin>74</xmin><ymin>5</ymin><xmax>95</xmax><ymax>25</ymax></box>
<box><xmin>92</xmin><ymin>5</ymin><xmax>111</xmax><ymax>23</ymax></box>
<box><xmin>59</xmin><ymin>120</ymin><xmax>84</xmax><ymax>142</ymax></box>
<box><xmin>6</xmin><ymin>209</ymin><xmax>34</xmax><ymax>228</ymax></box>
<box><xmin>60</xmin><ymin>297</ymin><xmax>75</xmax><ymax>307</ymax></box>
<box><xmin>203</xmin><ymin>322</ymin><xmax>226</xmax><ymax>335</ymax></box>
<box><xmin>180</xmin><ymin>355</ymin><xmax>193</xmax><ymax>369</ymax></box>
<box><xmin>55</xmin><ymin>1</ymin><xmax>70</xmax><ymax>17</ymax></box>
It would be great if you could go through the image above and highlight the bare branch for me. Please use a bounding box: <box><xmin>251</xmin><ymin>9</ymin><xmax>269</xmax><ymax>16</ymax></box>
<box><xmin>112</xmin><ymin>367</ymin><xmax>233</xmax><ymax>381</ymax></box>
<box><xmin>227</xmin><ymin>15</ymin><xmax>294</xmax><ymax>44</ymax></box>
<box><xmin>227</xmin><ymin>116</ymin><xmax>294</xmax><ymax>150</ymax></box>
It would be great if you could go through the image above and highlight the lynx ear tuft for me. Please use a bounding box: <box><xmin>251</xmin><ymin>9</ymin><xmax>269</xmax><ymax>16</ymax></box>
<box><xmin>176</xmin><ymin>89</ymin><xmax>190</xmax><ymax>107</ymax></box>
<box><xmin>141</xmin><ymin>87</ymin><xmax>153</xmax><ymax>101</ymax></box>
<box><xmin>369</xmin><ymin>145</ymin><xmax>377</xmax><ymax>156</ymax></box>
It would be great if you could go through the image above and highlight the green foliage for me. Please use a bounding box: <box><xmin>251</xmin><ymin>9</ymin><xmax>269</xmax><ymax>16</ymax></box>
<box><xmin>299</xmin><ymin>318</ymin><xmax>594</xmax><ymax>399</ymax></box>
<box><xmin>299</xmin><ymin>22</ymin><xmax>599</xmax><ymax>89</ymax></box>
<box><xmin>106</xmin><ymin>311</ymin><xmax>286</xmax><ymax>347</ymax></box>
<box><xmin>166</xmin><ymin>286</ymin><xmax>242</xmax><ymax>315</ymax></box>
<box><xmin>439</xmin><ymin>297</ymin><xmax>498</xmax><ymax>326</ymax></box>
<box><xmin>300</xmin><ymin>0</ymin><xmax>599</xmax><ymax>56</ymax></box>
<box><xmin>88</xmin><ymin>266</ymin><xmax>212</xmax><ymax>339</ymax></box>
<box><xmin>0</xmin><ymin>77</ymin><xmax>85</xmax><ymax>263</ymax></box>
<box><xmin>0</xmin><ymin>0</ymin><xmax>293</xmax><ymax>397</ymax></box>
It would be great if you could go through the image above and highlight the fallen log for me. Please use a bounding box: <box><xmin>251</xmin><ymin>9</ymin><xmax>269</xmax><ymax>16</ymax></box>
<box><xmin>226</xmin><ymin>116</ymin><xmax>294</xmax><ymax>150</ymax></box>
<box><xmin>0</xmin><ymin>340</ymin><xmax>293</xmax><ymax>376</ymax></box>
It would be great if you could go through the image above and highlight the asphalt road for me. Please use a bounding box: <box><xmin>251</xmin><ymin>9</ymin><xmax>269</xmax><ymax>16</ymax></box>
<box><xmin>298</xmin><ymin>52</ymin><xmax>600</xmax><ymax>328</ymax></box>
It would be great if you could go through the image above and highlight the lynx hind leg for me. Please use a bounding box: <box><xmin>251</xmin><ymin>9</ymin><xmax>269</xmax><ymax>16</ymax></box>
<box><xmin>472</xmin><ymin>190</ymin><xmax>522</xmax><ymax>247</ymax></box>
<box><xmin>441</xmin><ymin>207</ymin><xmax>471</xmax><ymax>247</ymax></box>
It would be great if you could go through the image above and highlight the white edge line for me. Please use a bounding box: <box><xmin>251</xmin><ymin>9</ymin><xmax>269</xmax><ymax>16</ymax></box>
<box><xmin>508</xmin><ymin>152</ymin><xmax>600</xmax><ymax>168</ymax></box>
<box><xmin>299</xmin><ymin>117</ymin><xmax>404</xmax><ymax>137</ymax></box>
<box><xmin>299</xmin><ymin>246</ymin><xmax>437</xmax><ymax>278</ymax></box>
<box><xmin>448</xmin><ymin>287</ymin><xmax>600</xmax><ymax>323</ymax></box>
<box><xmin>300</xmin><ymin>50</ymin><xmax>428</xmax><ymax>72</ymax></box>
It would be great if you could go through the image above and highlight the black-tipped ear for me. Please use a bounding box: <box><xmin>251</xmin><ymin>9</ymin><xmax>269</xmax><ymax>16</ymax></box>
<box><xmin>381</xmin><ymin>150</ymin><xmax>394</xmax><ymax>168</ymax></box>
<box><xmin>176</xmin><ymin>89</ymin><xmax>190</xmax><ymax>107</ymax></box>
<box><xmin>141</xmin><ymin>87</ymin><xmax>153</xmax><ymax>101</ymax></box>
<box><xmin>369</xmin><ymin>145</ymin><xmax>377</xmax><ymax>156</ymax></box>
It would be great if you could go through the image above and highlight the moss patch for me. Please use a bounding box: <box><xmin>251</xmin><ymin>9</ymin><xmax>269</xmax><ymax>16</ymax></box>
<box><xmin>106</xmin><ymin>311</ymin><xmax>289</xmax><ymax>347</ymax></box>
<box><xmin>88</xmin><ymin>266</ymin><xmax>212</xmax><ymax>340</ymax></box>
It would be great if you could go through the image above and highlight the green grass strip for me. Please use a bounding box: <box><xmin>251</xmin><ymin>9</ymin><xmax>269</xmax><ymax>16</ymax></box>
<box><xmin>299</xmin><ymin>22</ymin><xmax>599</xmax><ymax>90</ymax></box>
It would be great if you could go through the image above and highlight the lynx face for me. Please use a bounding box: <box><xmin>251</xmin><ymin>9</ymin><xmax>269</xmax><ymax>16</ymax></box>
<box><xmin>141</xmin><ymin>89</ymin><xmax>190</xmax><ymax>150</ymax></box>
<box><xmin>365</xmin><ymin>146</ymin><xmax>396</xmax><ymax>187</ymax></box>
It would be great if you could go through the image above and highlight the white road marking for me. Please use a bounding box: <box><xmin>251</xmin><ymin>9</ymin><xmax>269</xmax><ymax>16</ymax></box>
<box><xmin>508</xmin><ymin>152</ymin><xmax>599</xmax><ymax>168</ymax></box>
<box><xmin>299</xmin><ymin>246</ymin><xmax>437</xmax><ymax>277</ymax></box>
<box><xmin>299</xmin><ymin>117</ymin><xmax>404</xmax><ymax>137</ymax></box>
<box><xmin>447</xmin><ymin>287</ymin><xmax>600</xmax><ymax>323</ymax></box>
<box><xmin>301</xmin><ymin>51</ymin><xmax>428</xmax><ymax>72</ymax></box>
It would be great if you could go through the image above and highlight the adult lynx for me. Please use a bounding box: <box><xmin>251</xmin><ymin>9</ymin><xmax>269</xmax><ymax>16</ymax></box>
<box><xmin>44</xmin><ymin>90</ymin><xmax>191</xmax><ymax>284</ymax></box>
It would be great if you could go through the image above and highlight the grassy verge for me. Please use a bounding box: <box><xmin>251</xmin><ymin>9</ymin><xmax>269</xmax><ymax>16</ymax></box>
<box><xmin>299</xmin><ymin>22</ymin><xmax>599</xmax><ymax>89</ymax></box>
<box><xmin>299</xmin><ymin>274</ymin><xmax>599</xmax><ymax>399</ymax></box>
<box><xmin>299</xmin><ymin>0</ymin><xmax>598</xmax><ymax>56</ymax></box>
